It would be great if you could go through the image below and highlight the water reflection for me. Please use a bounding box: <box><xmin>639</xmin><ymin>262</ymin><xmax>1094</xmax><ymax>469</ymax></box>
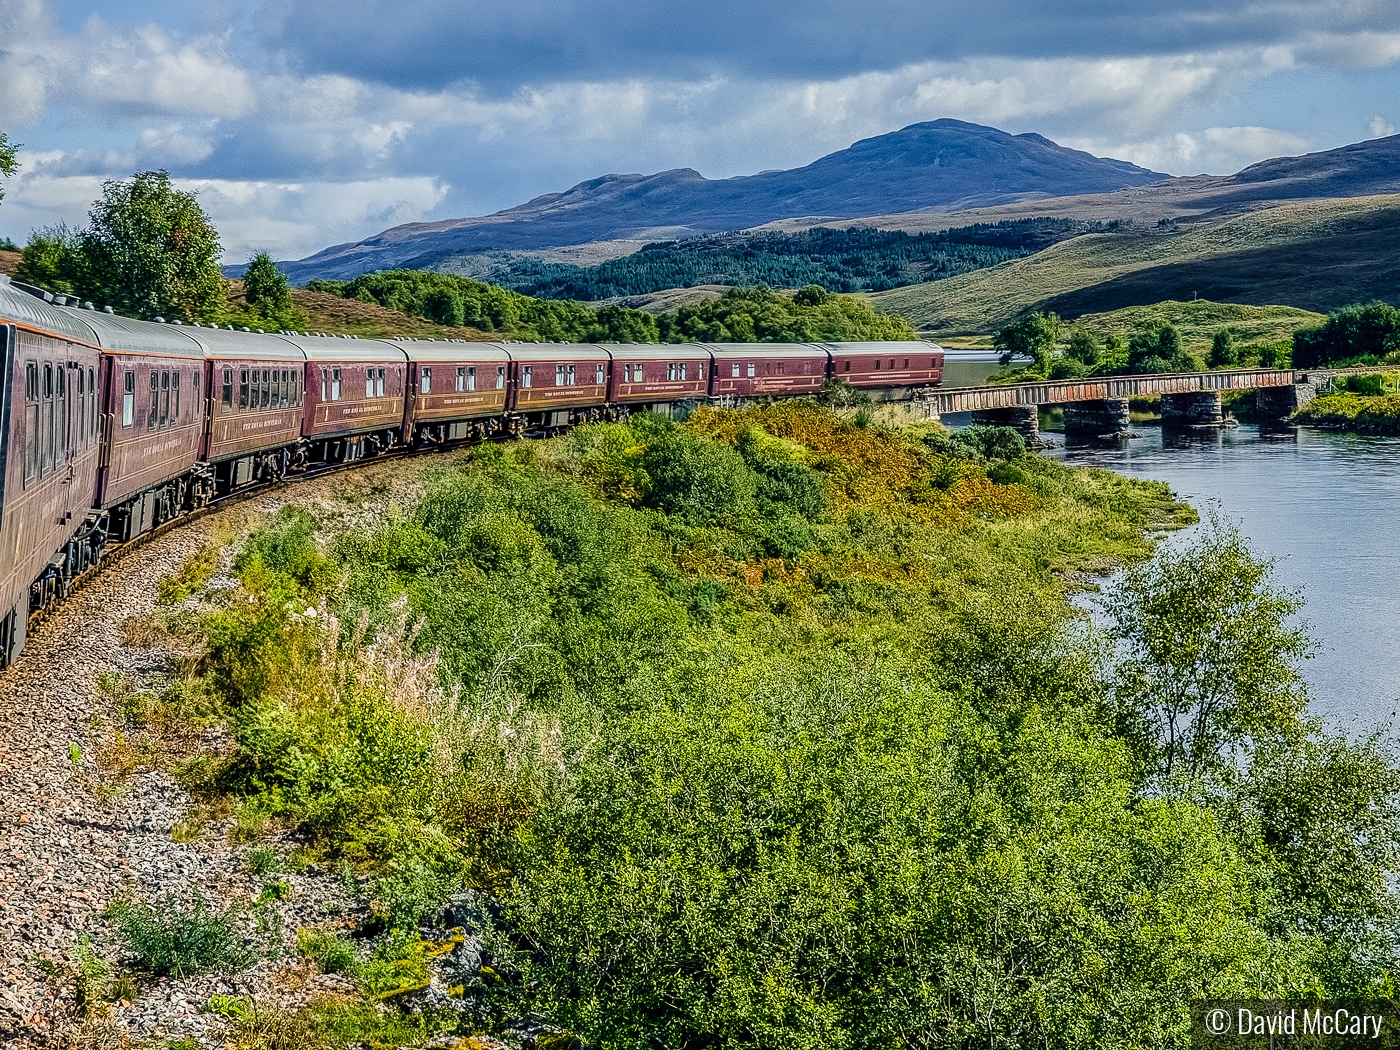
<box><xmin>1047</xmin><ymin>425</ymin><xmax>1400</xmax><ymax>732</ymax></box>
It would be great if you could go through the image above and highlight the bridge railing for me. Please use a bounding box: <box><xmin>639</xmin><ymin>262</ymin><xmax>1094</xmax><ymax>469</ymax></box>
<box><xmin>918</xmin><ymin>365</ymin><xmax>1389</xmax><ymax>416</ymax></box>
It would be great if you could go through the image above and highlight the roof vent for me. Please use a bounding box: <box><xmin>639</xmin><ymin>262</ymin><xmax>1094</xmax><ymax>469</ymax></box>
<box><xmin>103</xmin><ymin>306</ymin><xmax>114</xmax><ymax>314</ymax></box>
<box><xmin>242</xmin><ymin>326</ymin><xmax>251</xmax><ymax>332</ymax></box>
<box><xmin>53</xmin><ymin>295</ymin><xmax>69</xmax><ymax>307</ymax></box>
<box><xmin>172</xmin><ymin>319</ymin><xmax>184</xmax><ymax>325</ymax></box>
<box><xmin>257</xmin><ymin>328</ymin><xmax>265</xmax><ymax>334</ymax></box>
<box><xmin>155</xmin><ymin>316</ymin><xmax>166</xmax><ymax>323</ymax></box>
<box><xmin>82</xmin><ymin>301</ymin><xmax>95</xmax><ymax>310</ymax></box>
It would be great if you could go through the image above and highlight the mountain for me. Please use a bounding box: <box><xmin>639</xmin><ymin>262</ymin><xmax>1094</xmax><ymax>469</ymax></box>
<box><xmin>276</xmin><ymin>121</ymin><xmax>1167</xmax><ymax>282</ymax></box>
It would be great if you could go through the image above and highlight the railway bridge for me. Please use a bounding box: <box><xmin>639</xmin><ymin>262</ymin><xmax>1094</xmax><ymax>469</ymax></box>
<box><xmin>918</xmin><ymin>365</ymin><xmax>1378</xmax><ymax>439</ymax></box>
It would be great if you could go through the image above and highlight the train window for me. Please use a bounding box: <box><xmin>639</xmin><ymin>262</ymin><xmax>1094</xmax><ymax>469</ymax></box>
<box><xmin>331</xmin><ymin>368</ymin><xmax>342</xmax><ymax>401</ymax></box>
<box><xmin>775</xmin><ymin>363</ymin><xmax>783</xmax><ymax>376</ymax></box>
<box><xmin>667</xmin><ymin>363</ymin><xmax>676</xmax><ymax>381</ymax></box>
<box><xmin>222</xmin><ymin>369</ymin><xmax>233</xmax><ymax>408</ymax></box>
<box><xmin>633</xmin><ymin>363</ymin><xmax>644</xmax><ymax>382</ymax></box>
<box><xmin>122</xmin><ymin>370</ymin><xmax>135</xmax><ymax>429</ymax></box>
<box><xmin>421</xmin><ymin>367</ymin><xmax>432</xmax><ymax>394</ymax></box>
<box><xmin>24</xmin><ymin>362</ymin><xmax>37</xmax><ymax>483</ymax></box>
<box><xmin>594</xmin><ymin>363</ymin><xmax>604</xmax><ymax>384</ymax></box>
<box><xmin>239</xmin><ymin>369</ymin><xmax>249</xmax><ymax>410</ymax></box>
<box><xmin>55</xmin><ymin>366</ymin><xmax>67</xmax><ymax>455</ymax></box>
<box><xmin>731</xmin><ymin>363</ymin><xmax>739</xmax><ymax>378</ymax></box>
<box><xmin>567</xmin><ymin>364</ymin><xmax>576</xmax><ymax>386</ymax></box>
<box><xmin>903</xmin><ymin>359</ymin><xmax>909</xmax><ymax>369</ymax></box>
<box><xmin>42</xmin><ymin>363</ymin><xmax>55</xmax><ymax>475</ymax></box>
<box><xmin>376</xmin><ymin>368</ymin><xmax>385</xmax><ymax>397</ymax></box>
<box><xmin>148</xmin><ymin>370</ymin><xmax>158</xmax><ymax>430</ymax></box>
<box><xmin>263</xmin><ymin>369</ymin><xmax>273</xmax><ymax>409</ymax></box>
<box><xmin>555</xmin><ymin>365</ymin><xmax>565</xmax><ymax>386</ymax></box>
<box><xmin>889</xmin><ymin>359</ymin><xmax>895</xmax><ymax>370</ymax></box>
<box><xmin>496</xmin><ymin>366</ymin><xmax>505</xmax><ymax>390</ymax></box>
<box><xmin>172</xmin><ymin>371</ymin><xmax>180</xmax><ymax>422</ymax></box>
<box><xmin>160</xmin><ymin>370</ymin><xmax>170</xmax><ymax>428</ymax></box>
<box><xmin>874</xmin><ymin>358</ymin><xmax>881</xmax><ymax>370</ymax></box>
<box><xmin>366</xmin><ymin>370</ymin><xmax>375</xmax><ymax>397</ymax></box>
<box><xmin>680</xmin><ymin>363</ymin><xmax>687</xmax><ymax>380</ymax></box>
<box><xmin>843</xmin><ymin>361</ymin><xmax>851</xmax><ymax>372</ymax></box>
<box><xmin>522</xmin><ymin>366</ymin><xmax>532</xmax><ymax>388</ymax></box>
<box><xmin>466</xmin><ymin>367</ymin><xmax>476</xmax><ymax>391</ymax></box>
<box><xmin>89</xmin><ymin>367</ymin><xmax>97</xmax><ymax>440</ymax></box>
<box><xmin>76</xmin><ymin>368</ymin><xmax>84</xmax><ymax>450</ymax></box>
<box><xmin>747</xmin><ymin>363</ymin><xmax>755</xmax><ymax>378</ymax></box>
<box><xmin>280</xmin><ymin>369</ymin><xmax>289</xmax><ymax>407</ymax></box>
<box><xmin>455</xmin><ymin>367</ymin><xmax>465</xmax><ymax>392</ymax></box>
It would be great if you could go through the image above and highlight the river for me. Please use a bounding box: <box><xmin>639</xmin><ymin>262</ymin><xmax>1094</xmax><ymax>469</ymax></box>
<box><xmin>1048</xmin><ymin>424</ymin><xmax>1400</xmax><ymax>731</ymax></box>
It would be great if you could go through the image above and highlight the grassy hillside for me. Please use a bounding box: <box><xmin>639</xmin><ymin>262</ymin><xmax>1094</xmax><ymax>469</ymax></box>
<box><xmin>286</xmin><ymin>286</ymin><xmax>504</xmax><ymax>340</ymax></box>
<box><xmin>872</xmin><ymin>194</ymin><xmax>1400</xmax><ymax>335</ymax></box>
<box><xmin>1065</xmin><ymin>300</ymin><xmax>1323</xmax><ymax>359</ymax></box>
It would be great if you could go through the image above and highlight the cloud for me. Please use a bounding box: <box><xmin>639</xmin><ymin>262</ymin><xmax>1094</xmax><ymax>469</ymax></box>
<box><xmin>1370</xmin><ymin>115</ymin><xmax>1396</xmax><ymax>138</ymax></box>
<box><xmin>256</xmin><ymin>0</ymin><xmax>1400</xmax><ymax>91</ymax></box>
<box><xmin>1083</xmin><ymin>126</ymin><xmax>1312</xmax><ymax>175</ymax></box>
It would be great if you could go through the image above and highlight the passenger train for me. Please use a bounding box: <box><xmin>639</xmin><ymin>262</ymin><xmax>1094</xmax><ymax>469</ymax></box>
<box><xmin>0</xmin><ymin>275</ymin><xmax>944</xmax><ymax>667</ymax></box>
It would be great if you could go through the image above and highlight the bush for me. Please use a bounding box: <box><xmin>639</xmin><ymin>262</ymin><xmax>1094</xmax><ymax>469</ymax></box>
<box><xmin>106</xmin><ymin>894</ymin><xmax>251</xmax><ymax>977</ymax></box>
<box><xmin>296</xmin><ymin>928</ymin><xmax>358</xmax><ymax>975</ymax></box>
<box><xmin>1294</xmin><ymin>302</ymin><xmax>1400</xmax><ymax>368</ymax></box>
<box><xmin>641</xmin><ymin>431</ymin><xmax>757</xmax><ymax>524</ymax></box>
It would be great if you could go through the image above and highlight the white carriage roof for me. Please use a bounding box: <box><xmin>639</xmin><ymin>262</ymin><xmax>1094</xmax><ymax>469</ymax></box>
<box><xmin>821</xmin><ymin>341</ymin><xmax>944</xmax><ymax>353</ymax></box>
<box><xmin>502</xmin><ymin>342</ymin><xmax>611</xmax><ymax>362</ymax></box>
<box><xmin>0</xmin><ymin>278</ymin><xmax>115</xmax><ymax>348</ymax></box>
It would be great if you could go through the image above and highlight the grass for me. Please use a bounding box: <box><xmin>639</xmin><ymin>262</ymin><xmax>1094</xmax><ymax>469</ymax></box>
<box><xmin>1064</xmin><ymin>300</ymin><xmax>1324</xmax><ymax>362</ymax></box>
<box><xmin>872</xmin><ymin>194</ymin><xmax>1400</xmax><ymax>334</ymax></box>
<box><xmin>106</xmin><ymin>894</ymin><xmax>252</xmax><ymax>977</ymax></box>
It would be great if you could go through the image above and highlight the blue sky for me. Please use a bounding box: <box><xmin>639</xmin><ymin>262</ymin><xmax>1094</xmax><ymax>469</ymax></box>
<box><xmin>1</xmin><ymin>0</ymin><xmax>1397</xmax><ymax>262</ymax></box>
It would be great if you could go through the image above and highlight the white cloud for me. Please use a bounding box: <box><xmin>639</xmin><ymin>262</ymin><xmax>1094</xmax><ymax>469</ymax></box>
<box><xmin>1082</xmin><ymin>126</ymin><xmax>1312</xmax><ymax>175</ymax></box>
<box><xmin>1370</xmin><ymin>115</ymin><xmax>1396</xmax><ymax>138</ymax></box>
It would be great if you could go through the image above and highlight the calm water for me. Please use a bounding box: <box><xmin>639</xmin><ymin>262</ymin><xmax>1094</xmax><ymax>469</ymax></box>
<box><xmin>1049</xmin><ymin>425</ymin><xmax>1400</xmax><ymax>731</ymax></box>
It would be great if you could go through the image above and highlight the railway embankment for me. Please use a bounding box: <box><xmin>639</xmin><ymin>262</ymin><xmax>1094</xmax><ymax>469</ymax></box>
<box><xmin>0</xmin><ymin>458</ymin><xmax>459</xmax><ymax>1048</ymax></box>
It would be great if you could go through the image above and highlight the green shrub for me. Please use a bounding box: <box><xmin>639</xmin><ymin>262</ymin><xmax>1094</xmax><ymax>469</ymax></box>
<box><xmin>1294</xmin><ymin>301</ymin><xmax>1400</xmax><ymax>367</ymax></box>
<box><xmin>106</xmin><ymin>894</ymin><xmax>251</xmax><ymax>977</ymax></box>
<box><xmin>296</xmin><ymin>929</ymin><xmax>358</xmax><ymax>975</ymax></box>
<box><xmin>641</xmin><ymin>431</ymin><xmax>757</xmax><ymax>524</ymax></box>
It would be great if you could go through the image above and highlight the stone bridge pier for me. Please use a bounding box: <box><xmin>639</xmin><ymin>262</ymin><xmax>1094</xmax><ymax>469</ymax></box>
<box><xmin>1256</xmin><ymin>377</ymin><xmax>1324</xmax><ymax>422</ymax></box>
<box><xmin>1062</xmin><ymin>399</ymin><xmax>1130</xmax><ymax>438</ymax></box>
<box><xmin>1160</xmin><ymin>390</ymin><xmax>1224</xmax><ymax>427</ymax></box>
<box><xmin>970</xmin><ymin>405</ymin><xmax>1039</xmax><ymax>442</ymax></box>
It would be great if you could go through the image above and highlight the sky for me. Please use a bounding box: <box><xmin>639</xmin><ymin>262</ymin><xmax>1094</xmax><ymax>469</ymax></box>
<box><xmin>0</xmin><ymin>0</ymin><xmax>1397</xmax><ymax>263</ymax></box>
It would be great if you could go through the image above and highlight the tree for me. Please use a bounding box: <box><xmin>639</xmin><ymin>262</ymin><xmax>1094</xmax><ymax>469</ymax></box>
<box><xmin>240</xmin><ymin>251</ymin><xmax>307</xmax><ymax>331</ymax></box>
<box><xmin>1065</xmin><ymin>330</ymin><xmax>1100</xmax><ymax>366</ymax></box>
<box><xmin>1209</xmin><ymin>328</ymin><xmax>1238</xmax><ymax>367</ymax></box>
<box><xmin>994</xmin><ymin>312</ymin><xmax>1061</xmax><ymax>373</ymax></box>
<box><xmin>1102</xmin><ymin>518</ymin><xmax>1313</xmax><ymax>783</ymax></box>
<box><xmin>0</xmin><ymin>132</ymin><xmax>16</xmax><ymax>207</ymax></box>
<box><xmin>1127</xmin><ymin>323</ymin><xmax>1184</xmax><ymax>373</ymax></box>
<box><xmin>1293</xmin><ymin>301</ymin><xmax>1400</xmax><ymax>368</ymax></box>
<box><xmin>14</xmin><ymin>225</ymin><xmax>89</xmax><ymax>294</ymax></box>
<box><xmin>83</xmin><ymin>170</ymin><xmax>224</xmax><ymax>322</ymax></box>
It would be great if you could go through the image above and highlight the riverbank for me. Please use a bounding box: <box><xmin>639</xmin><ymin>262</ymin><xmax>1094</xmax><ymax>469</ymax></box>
<box><xmin>1293</xmin><ymin>390</ymin><xmax>1400</xmax><ymax>433</ymax></box>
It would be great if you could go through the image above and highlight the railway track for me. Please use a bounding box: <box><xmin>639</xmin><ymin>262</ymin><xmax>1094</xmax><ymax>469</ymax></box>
<box><xmin>25</xmin><ymin>441</ymin><xmax>429</xmax><ymax>634</ymax></box>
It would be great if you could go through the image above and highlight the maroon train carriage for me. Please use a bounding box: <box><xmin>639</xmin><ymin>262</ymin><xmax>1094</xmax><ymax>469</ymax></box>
<box><xmin>704</xmin><ymin>343</ymin><xmax>829</xmax><ymax>399</ymax></box>
<box><xmin>397</xmin><ymin>339</ymin><xmax>512</xmax><ymax>445</ymax></box>
<box><xmin>190</xmin><ymin>326</ymin><xmax>307</xmax><ymax>490</ymax></box>
<box><xmin>0</xmin><ymin>279</ymin><xmax>105</xmax><ymax>657</ymax></box>
<box><xmin>86</xmin><ymin>312</ymin><xmax>208</xmax><ymax>542</ymax></box>
<box><xmin>283</xmin><ymin>336</ymin><xmax>409</xmax><ymax>462</ymax></box>
<box><xmin>825</xmin><ymin>341</ymin><xmax>943</xmax><ymax>395</ymax></box>
<box><xmin>604</xmin><ymin>343</ymin><xmax>710</xmax><ymax>415</ymax></box>
<box><xmin>506</xmin><ymin>343</ymin><xmax>611</xmax><ymax>432</ymax></box>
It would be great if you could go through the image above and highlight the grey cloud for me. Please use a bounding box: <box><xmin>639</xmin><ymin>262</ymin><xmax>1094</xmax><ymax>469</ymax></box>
<box><xmin>257</xmin><ymin>0</ymin><xmax>1400</xmax><ymax>90</ymax></box>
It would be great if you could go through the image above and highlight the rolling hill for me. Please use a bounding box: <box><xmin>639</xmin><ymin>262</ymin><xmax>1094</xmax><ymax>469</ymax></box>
<box><xmin>870</xmin><ymin>194</ymin><xmax>1400</xmax><ymax>335</ymax></box>
<box><xmin>275</xmin><ymin>121</ymin><xmax>1166</xmax><ymax>283</ymax></box>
